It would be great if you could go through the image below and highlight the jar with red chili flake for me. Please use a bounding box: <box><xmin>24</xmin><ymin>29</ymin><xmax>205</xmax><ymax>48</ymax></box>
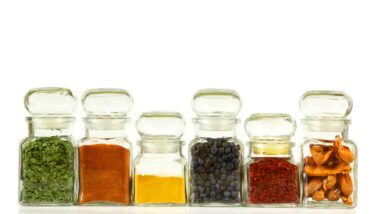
<box><xmin>245</xmin><ymin>113</ymin><xmax>299</xmax><ymax>207</ymax></box>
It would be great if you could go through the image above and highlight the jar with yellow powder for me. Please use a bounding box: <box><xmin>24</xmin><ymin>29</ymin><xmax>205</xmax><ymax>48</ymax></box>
<box><xmin>133</xmin><ymin>112</ymin><xmax>187</xmax><ymax>206</ymax></box>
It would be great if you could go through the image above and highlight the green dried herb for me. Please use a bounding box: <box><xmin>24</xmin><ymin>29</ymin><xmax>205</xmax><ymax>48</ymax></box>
<box><xmin>20</xmin><ymin>136</ymin><xmax>75</xmax><ymax>204</ymax></box>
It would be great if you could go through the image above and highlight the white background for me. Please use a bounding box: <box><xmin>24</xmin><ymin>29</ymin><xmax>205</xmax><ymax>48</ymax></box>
<box><xmin>0</xmin><ymin>0</ymin><xmax>379</xmax><ymax>213</ymax></box>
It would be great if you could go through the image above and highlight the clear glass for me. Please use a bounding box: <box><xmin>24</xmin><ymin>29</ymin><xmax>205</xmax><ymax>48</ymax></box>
<box><xmin>192</xmin><ymin>88</ymin><xmax>241</xmax><ymax>117</ymax></box>
<box><xmin>24</xmin><ymin>87</ymin><xmax>77</xmax><ymax>116</ymax></box>
<box><xmin>245</xmin><ymin>113</ymin><xmax>299</xmax><ymax>207</ymax></box>
<box><xmin>300</xmin><ymin>90</ymin><xmax>352</xmax><ymax>119</ymax></box>
<box><xmin>79</xmin><ymin>88</ymin><xmax>133</xmax><ymax>205</ymax></box>
<box><xmin>133</xmin><ymin>112</ymin><xmax>187</xmax><ymax>206</ymax></box>
<box><xmin>19</xmin><ymin>88</ymin><xmax>78</xmax><ymax>206</ymax></box>
<box><xmin>189</xmin><ymin>88</ymin><xmax>243</xmax><ymax>206</ymax></box>
<box><xmin>300</xmin><ymin>91</ymin><xmax>357</xmax><ymax>208</ymax></box>
<box><xmin>82</xmin><ymin>88</ymin><xmax>133</xmax><ymax>116</ymax></box>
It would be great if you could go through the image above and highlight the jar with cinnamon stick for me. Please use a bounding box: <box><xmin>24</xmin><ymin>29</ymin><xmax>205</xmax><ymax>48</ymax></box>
<box><xmin>300</xmin><ymin>91</ymin><xmax>357</xmax><ymax>208</ymax></box>
<box><xmin>78</xmin><ymin>88</ymin><xmax>133</xmax><ymax>205</ymax></box>
<box><xmin>245</xmin><ymin>113</ymin><xmax>299</xmax><ymax>207</ymax></box>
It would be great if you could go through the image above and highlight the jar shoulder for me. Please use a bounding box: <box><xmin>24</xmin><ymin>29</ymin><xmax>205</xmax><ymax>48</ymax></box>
<box><xmin>189</xmin><ymin>137</ymin><xmax>243</xmax><ymax>147</ymax></box>
<box><xmin>301</xmin><ymin>138</ymin><xmax>357</xmax><ymax>153</ymax></box>
<box><xmin>20</xmin><ymin>136</ymin><xmax>76</xmax><ymax>150</ymax></box>
<box><xmin>78</xmin><ymin>137</ymin><xmax>132</xmax><ymax>148</ymax></box>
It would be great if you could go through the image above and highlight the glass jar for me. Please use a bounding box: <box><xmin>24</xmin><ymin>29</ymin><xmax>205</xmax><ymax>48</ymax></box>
<box><xmin>300</xmin><ymin>91</ymin><xmax>357</xmax><ymax>208</ymax></box>
<box><xmin>78</xmin><ymin>88</ymin><xmax>133</xmax><ymax>205</ymax></box>
<box><xmin>189</xmin><ymin>89</ymin><xmax>243</xmax><ymax>206</ymax></box>
<box><xmin>133</xmin><ymin>112</ymin><xmax>187</xmax><ymax>205</ymax></box>
<box><xmin>245</xmin><ymin>113</ymin><xmax>299</xmax><ymax>207</ymax></box>
<box><xmin>19</xmin><ymin>88</ymin><xmax>78</xmax><ymax>205</ymax></box>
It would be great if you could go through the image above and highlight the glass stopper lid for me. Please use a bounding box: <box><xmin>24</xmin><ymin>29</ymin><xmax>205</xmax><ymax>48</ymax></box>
<box><xmin>136</xmin><ymin>111</ymin><xmax>185</xmax><ymax>139</ymax></box>
<box><xmin>245</xmin><ymin>113</ymin><xmax>296</xmax><ymax>140</ymax></box>
<box><xmin>24</xmin><ymin>87</ymin><xmax>77</xmax><ymax>116</ymax></box>
<box><xmin>300</xmin><ymin>90</ymin><xmax>352</xmax><ymax>119</ymax></box>
<box><xmin>192</xmin><ymin>88</ymin><xmax>241</xmax><ymax>117</ymax></box>
<box><xmin>82</xmin><ymin>88</ymin><xmax>133</xmax><ymax>117</ymax></box>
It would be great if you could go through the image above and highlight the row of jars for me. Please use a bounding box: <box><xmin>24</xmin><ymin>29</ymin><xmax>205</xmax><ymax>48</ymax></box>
<box><xmin>19</xmin><ymin>88</ymin><xmax>357</xmax><ymax>208</ymax></box>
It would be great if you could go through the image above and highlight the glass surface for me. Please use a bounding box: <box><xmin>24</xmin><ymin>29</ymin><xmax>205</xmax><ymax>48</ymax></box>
<box><xmin>78</xmin><ymin>138</ymin><xmax>132</xmax><ymax>205</ymax></box>
<box><xmin>301</xmin><ymin>138</ymin><xmax>357</xmax><ymax>208</ymax></box>
<box><xmin>25</xmin><ymin>87</ymin><xmax>77</xmax><ymax>116</ymax></box>
<box><xmin>79</xmin><ymin>88</ymin><xmax>133</xmax><ymax>205</ymax></box>
<box><xmin>20</xmin><ymin>88</ymin><xmax>78</xmax><ymax>206</ymax></box>
<box><xmin>136</xmin><ymin>111</ymin><xmax>185</xmax><ymax>140</ymax></box>
<box><xmin>189</xmin><ymin>137</ymin><xmax>243</xmax><ymax>206</ymax></box>
<box><xmin>245</xmin><ymin>113</ymin><xmax>296</xmax><ymax>140</ymax></box>
<box><xmin>19</xmin><ymin>135</ymin><xmax>77</xmax><ymax>205</ymax></box>
<box><xmin>192</xmin><ymin>89</ymin><xmax>241</xmax><ymax>117</ymax></box>
<box><xmin>300</xmin><ymin>91</ymin><xmax>352</xmax><ymax>119</ymax></box>
<box><xmin>245</xmin><ymin>113</ymin><xmax>299</xmax><ymax>207</ymax></box>
<box><xmin>82</xmin><ymin>88</ymin><xmax>133</xmax><ymax>116</ymax></box>
<box><xmin>134</xmin><ymin>111</ymin><xmax>187</xmax><ymax>206</ymax></box>
<box><xmin>300</xmin><ymin>90</ymin><xmax>357</xmax><ymax>208</ymax></box>
<box><xmin>246</xmin><ymin>157</ymin><xmax>299</xmax><ymax>207</ymax></box>
<box><xmin>133</xmin><ymin>153</ymin><xmax>187</xmax><ymax>205</ymax></box>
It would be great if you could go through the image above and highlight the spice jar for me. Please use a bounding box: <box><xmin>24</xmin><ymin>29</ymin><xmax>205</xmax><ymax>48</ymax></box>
<box><xmin>245</xmin><ymin>113</ymin><xmax>299</xmax><ymax>207</ymax></box>
<box><xmin>19</xmin><ymin>88</ymin><xmax>78</xmax><ymax>205</ymax></box>
<box><xmin>300</xmin><ymin>91</ymin><xmax>357</xmax><ymax>208</ymax></box>
<box><xmin>78</xmin><ymin>88</ymin><xmax>133</xmax><ymax>205</ymax></box>
<box><xmin>189</xmin><ymin>89</ymin><xmax>243</xmax><ymax>206</ymax></box>
<box><xmin>133</xmin><ymin>112</ymin><xmax>187</xmax><ymax>205</ymax></box>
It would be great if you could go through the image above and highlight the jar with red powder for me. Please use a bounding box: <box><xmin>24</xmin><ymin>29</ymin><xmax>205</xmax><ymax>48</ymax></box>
<box><xmin>245</xmin><ymin>113</ymin><xmax>299</xmax><ymax>207</ymax></box>
<box><xmin>78</xmin><ymin>88</ymin><xmax>133</xmax><ymax>205</ymax></box>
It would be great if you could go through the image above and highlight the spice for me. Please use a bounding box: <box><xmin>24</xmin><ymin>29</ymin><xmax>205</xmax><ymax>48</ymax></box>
<box><xmin>20</xmin><ymin>136</ymin><xmax>75</xmax><ymax>204</ymax></box>
<box><xmin>190</xmin><ymin>138</ymin><xmax>242</xmax><ymax>204</ymax></box>
<box><xmin>134</xmin><ymin>175</ymin><xmax>186</xmax><ymax>204</ymax></box>
<box><xmin>247</xmin><ymin>157</ymin><xmax>299</xmax><ymax>204</ymax></box>
<box><xmin>79</xmin><ymin>144</ymin><xmax>130</xmax><ymax>204</ymax></box>
<box><xmin>304</xmin><ymin>136</ymin><xmax>355</xmax><ymax>206</ymax></box>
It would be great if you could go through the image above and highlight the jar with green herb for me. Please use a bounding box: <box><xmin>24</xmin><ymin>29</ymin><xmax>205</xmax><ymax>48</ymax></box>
<box><xmin>19</xmin><ymin>88</ymin><xmax>78</xmax><ymax>205</ymax></box>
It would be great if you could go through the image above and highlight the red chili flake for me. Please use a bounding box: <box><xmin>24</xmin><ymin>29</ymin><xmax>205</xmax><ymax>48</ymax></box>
<box><xmin>248</xmin><ymin>157</ymin><xmax>299</xmax><ymax>204</ymax></box>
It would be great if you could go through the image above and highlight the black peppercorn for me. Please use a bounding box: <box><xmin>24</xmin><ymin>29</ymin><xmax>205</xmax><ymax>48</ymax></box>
<box><xmin>190</xmin><ymin>137</ymin><xmax>242</xmax><ymax>204</ymax></box>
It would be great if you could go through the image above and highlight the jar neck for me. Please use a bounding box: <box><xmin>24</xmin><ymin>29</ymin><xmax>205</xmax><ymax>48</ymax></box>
<box><xmin>302</xmin><ymin>119</ymin><xmax>350</xmax><ymax>141</ymax></box>
<box><xmin>193</xmin><ymin>117</ymin><xmax>239</xmax><ymax>138</ymax></box>
<box><xmin>27</xmin><ymin>117</ymin><xmax>74</xmax><ymax>137</ymax></box>
<box><xmin>84</xmin><ymin>117</ymin><xmax>129</xmax><ymax>139</ymax></box>
<box><xmin>139</xmin><ymin>139</ymin><xmax>182</xmax><ymax>155</ymax></box>
<box><xmin>248</xmin><ymin>139</ymin><xmax>293</xmax><ymax>158</ymax></box>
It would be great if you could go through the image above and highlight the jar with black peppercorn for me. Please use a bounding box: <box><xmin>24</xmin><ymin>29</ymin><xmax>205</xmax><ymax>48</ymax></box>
<box><xmin>245</xmin><ymin>113</ymin><xmax>299</xmax><ymax>207</ymax></box>
<box><xmin>300</xmin><ymin>91</ymin><xmax>357</xmax><ymax>208</ymax></box>
<box><xmin>189</xmin><ymin>89</ymin><xmax>243</xmax><ymax>206</ymax></box>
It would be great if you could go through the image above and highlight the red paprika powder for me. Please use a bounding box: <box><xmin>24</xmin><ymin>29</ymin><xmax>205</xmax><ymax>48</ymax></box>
<box><xmin>79</xmin><ymin>144</ymin><xmax>130</xmax><ymax>204</ymax></box>
<box><xmin>248</xmin><ymin>157</ymin><xmax>299</xmax><ymax>204</ymax></box>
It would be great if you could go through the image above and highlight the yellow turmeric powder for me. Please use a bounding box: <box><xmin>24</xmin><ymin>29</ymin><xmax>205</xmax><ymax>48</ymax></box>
<box><xmin>134</xmin><ymin>175</ymin><xmax>186</xmax><ymax>204</ymax></box>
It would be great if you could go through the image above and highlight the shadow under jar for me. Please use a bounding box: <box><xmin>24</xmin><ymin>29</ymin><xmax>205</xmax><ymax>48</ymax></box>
<box><xmin>300</xmin><ymin>91</ymin><xmax>358</xmax><ymax>208</ymax></box>
<box><xmin>78</xmin><ymin>88</ymin><xmax>133</xmax><ymax>205</ymax></box>
<box><xmin>19</xmin><ymin>88</ymin><xmax>78</xmax><ymax>205</ymax></box>
<box><xmin>189</xmin><ymin>89</ymin><xmax>243</xmax><ymax>206</ymax></box>
<box><xmin>245</xmin><ymin>113</ymin><xmax>299</xmax><ymax>207</ymax></box>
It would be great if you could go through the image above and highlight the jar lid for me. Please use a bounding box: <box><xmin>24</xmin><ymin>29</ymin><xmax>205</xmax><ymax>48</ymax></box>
<box><xmin>24</xmin><ymin>87</ymin><xmax>77</xmax><ymax>116</ymax></box>
<box><xmin>192</xmin><ymin>88</ymin><xmax>241</xmax><ymax>117</ymax></box>
<box><xmin>300</xmin><ymin>90</ymin><xmax>352</xmax><ymax>119</ymax></box>
<box><xmin>82</xmin><ymin>88</ymin><xmax>133</xmax><ymax>117</ymax></box>
<box><xmin>245</xmin><ymin>113</ymin><xmax>296</xmax><ymax>140</ymax></box>
<box><xmin>136</xmin><ymin>111</ymin><xmax>185</xmax><ymax>140</ymax></box>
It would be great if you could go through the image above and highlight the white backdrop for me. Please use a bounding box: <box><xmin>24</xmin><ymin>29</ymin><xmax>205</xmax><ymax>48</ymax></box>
<box><xmin>1</xmin><ymin>0</ymin><xmax>379</xmax><ymax>213</ymax></box>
